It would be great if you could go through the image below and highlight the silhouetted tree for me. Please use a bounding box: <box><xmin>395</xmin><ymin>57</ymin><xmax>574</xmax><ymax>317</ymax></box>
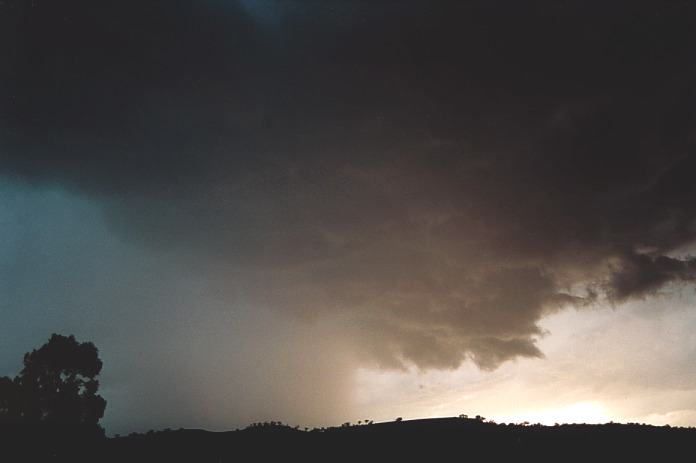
<box><xmin>0</xmin><ymin>376</ymin><xmax>21</xmax><ymax>421</ymax></box>
<box><xmin>1</xmin><ymin>334</ymin><xmax>106</xmax><ymax>426</ymax></box>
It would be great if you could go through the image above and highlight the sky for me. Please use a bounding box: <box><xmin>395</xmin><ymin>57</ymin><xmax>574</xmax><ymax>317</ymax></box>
<box><xmin>2</xmin><ymin>0</ymin><xmax>696</xmax><ymax>435</ymax></box>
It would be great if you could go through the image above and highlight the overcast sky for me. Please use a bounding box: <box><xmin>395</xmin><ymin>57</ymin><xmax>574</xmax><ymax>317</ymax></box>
<box><xmin>2</xmin><ymin>0</ymin><xmax>696</xmax><ymax>435</ymax></box>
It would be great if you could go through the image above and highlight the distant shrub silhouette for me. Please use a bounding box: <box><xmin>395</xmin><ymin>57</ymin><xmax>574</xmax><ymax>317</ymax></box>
<box><xmin>0</xmin><ymin>334</ymin><xmax>106</xmax><ymax>426</ymax></box>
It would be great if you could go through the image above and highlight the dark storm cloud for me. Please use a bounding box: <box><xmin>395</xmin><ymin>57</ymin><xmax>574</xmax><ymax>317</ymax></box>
<box><xmin>607</xmin><ymin>254</ymin><xmax>696</xmax><ymax>303</ymax></box>
<box><xmin>3</xmin><ymin>0</ymin><xmax>696</xmax><ymax>370</ymax></box>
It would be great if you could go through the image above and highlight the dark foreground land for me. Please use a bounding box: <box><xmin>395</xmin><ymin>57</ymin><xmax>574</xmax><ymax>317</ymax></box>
<box><xmin>2</xmin><ymin>417</ymin><xmax>696</xmax><ymax>462</ymax></box>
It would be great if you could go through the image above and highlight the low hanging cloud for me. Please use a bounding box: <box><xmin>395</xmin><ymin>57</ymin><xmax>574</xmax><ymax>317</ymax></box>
<box><xmin>607</xmin><ymin>254</ymin><xmax>696</xmax><ymax>304</ymax></box>
<box><xmin>2</xmin><ymin>0</ymin><xmax>696</xmax><ymax>371</ymax></box>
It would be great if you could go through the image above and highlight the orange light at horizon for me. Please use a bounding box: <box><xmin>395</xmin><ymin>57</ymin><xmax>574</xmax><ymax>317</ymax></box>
<box><xmin>492</xmin><ymin>402</ymin><xmax>611</xmax><ymax>426</ymax></box>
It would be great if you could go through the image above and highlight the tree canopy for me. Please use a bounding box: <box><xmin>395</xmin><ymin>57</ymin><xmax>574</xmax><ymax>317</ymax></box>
<box><xmin>0</xmin><ymin>334</ymin><xmax>106</xmax><ymax>426</ymax></box>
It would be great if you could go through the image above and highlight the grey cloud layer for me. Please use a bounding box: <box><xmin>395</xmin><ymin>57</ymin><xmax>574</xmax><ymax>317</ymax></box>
<box><xmin>2</xmin><ymin>0</ymin><xmax>696</xmax><ymax>369</ymax></box>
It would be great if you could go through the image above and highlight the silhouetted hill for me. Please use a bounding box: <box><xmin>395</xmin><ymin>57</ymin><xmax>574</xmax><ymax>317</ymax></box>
<box><xmin>4</xmin><ymin>417</ymin><xmax>696</xmax><ymax>461</ymax></box>
<box><xmin>105</xmin><ymin>418</ymin><xmax>696</xmax><ymax>462</ymax></box>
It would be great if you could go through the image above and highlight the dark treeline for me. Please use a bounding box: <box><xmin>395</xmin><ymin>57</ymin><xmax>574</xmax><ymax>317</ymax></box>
<box><xmin>2</xmin><ymin>336</ymin><xmax>696</xmax><ymax>461</ymax></box>
<box><xmin>101</xmin><ymin>418</ymin><xmax>696</xmax><ymax>462</ymax></box>
<box><xmin>4</xmin><ymin>415</ymin><xmax>696</xmax><ymax>462</ymax></box>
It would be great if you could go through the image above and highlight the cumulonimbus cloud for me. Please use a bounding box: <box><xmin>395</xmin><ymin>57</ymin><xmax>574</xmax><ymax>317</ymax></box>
<box><xmin>2</xmin><ymin>0</ymin><xmax>696</xmax><ymax>370</ymax></box>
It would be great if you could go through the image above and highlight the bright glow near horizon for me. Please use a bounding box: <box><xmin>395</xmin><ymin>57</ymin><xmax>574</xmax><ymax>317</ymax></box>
<box><xmin>351</xmin><ymin>293</ymin><xmax>696</xmax><ymax>429</ymax></box>
<box><xmin>493</xmin><ymin>402</ymin><xmax>610</xmax><ymax>425</ymax></box>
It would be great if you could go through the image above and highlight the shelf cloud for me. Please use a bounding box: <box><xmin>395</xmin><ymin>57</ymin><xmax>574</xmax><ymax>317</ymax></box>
<box><xmin>3</xmin><ymin>0</ymin><xmax>696</xmax><ymax>376</ymax></box>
